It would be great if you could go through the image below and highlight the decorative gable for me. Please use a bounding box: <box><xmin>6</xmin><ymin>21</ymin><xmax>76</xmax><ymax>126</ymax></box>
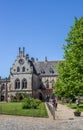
<box><xmin>10</xmin><ymin>48</ymin><xmax>33</xmax><ymax>77</ymax></box>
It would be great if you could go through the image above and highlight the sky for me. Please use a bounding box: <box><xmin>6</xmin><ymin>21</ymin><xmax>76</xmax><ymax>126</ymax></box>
<box><xmin>0</xmin><ymin>0</ymin><xmax>83</xmax><ymax>78</ymax></box>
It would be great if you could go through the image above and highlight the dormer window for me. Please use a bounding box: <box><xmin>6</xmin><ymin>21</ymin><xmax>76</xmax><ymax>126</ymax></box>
<box><xmin>49</xmin><ymin>67</ymin><xmax>54</xmax><ymax>73</ymax></box>
<box><xmin>41</xmin><ymin>69</ymin><xmax>45</xmax><ymax>74</ymax></box>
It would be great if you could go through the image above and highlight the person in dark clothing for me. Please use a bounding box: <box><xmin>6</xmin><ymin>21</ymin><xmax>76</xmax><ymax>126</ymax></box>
<box><xmin>52</xmin><ymin>97</ymin><xmax>58</xmax><ymax>110</ymax></box>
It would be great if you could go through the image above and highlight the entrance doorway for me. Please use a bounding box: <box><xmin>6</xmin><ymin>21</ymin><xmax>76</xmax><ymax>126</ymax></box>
<box><xmin>1</xmin><ymin>95</ymin><xmax>4</xmax><ymax>101</ymax></box>
<box><xmin>39</xmin><ymin>93</ymin><xmax>43</xmax><ymax>100</ymax></box>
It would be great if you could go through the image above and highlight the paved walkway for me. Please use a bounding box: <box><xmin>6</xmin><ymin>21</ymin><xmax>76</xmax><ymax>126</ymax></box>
<box><xmin>0</xmin><ymin>103</ymin><xmax>83</xmax><ymax>130</ymax></box>
<box><xmin>46</xmin><ymin>102</ymin><xmax>83</xmax><ymax>120</ymax></box>
<box><xmin>54</xmin><ymin>103</ymin><xmax>83</xmax><ymax>120</ymax></box>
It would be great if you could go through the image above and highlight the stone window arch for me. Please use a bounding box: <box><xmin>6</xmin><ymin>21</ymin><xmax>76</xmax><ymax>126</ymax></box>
<box><xmin>17</xmin><ymin>66</ymin><xmax>20</xmax><ymax>72</ymax></box>
<box><xmin>15</xmin><ymin>79</ymin><xmax>20</xmax><ymax>89</ymax></box>
<box><xmin>22</xmin><ymin>66</ymin><xmax>25</xmax><ymax>72</ymax></box>
<box><xmin>45</xmin><ymin>79</ymin><xmax>49</xmax><ymax>88</ymax></box>
<box><xmin>1</xmin><ymin>84</ymin><xmax>5</xmax><ymax>91</ymax></box>
<box><xmin>22</xmin><ymin>78</ymin><xmax>27</xmax><ymax>89</ymax></box>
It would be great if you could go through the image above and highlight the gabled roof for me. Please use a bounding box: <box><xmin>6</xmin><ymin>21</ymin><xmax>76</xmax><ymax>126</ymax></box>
<box><xmin>33</xmin><ymin>60</ymin><xmax>59</xmax><ymax>76</ymax></box>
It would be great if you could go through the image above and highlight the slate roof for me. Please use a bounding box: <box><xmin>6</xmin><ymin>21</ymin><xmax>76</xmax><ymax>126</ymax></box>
<box><xmin>33</xmin><ymin>60</ymin><xmax>59</xmax><ymax>77</ymax></box>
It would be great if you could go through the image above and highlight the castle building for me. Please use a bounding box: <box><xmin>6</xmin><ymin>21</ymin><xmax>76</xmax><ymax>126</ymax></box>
<box><xmin>0</xmin><ymin>48</ymin><xmax>58</xmax><ymax>101</ymax></box>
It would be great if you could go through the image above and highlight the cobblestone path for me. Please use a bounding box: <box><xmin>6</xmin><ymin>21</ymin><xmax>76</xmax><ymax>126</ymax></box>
<box><xmin>0</xmin><ymin>115</ymin><xmax>83</xmax><ymax>130</ymax></box>
<box><xmin>0</xmin><ymin>103</ymin><xmax>83</xmax><ymax>130</ymax></box>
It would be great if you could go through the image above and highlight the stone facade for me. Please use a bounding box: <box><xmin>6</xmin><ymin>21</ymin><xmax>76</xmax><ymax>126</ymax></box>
<box><xmin>9</xmin><ymin>48</ymin><xmax>32</xmax><ymax>92</ymax></box>
<box><xmin>0</xmin><ymin>48</ymin><xmax>59</xmax><ymax>101</ymax></box>
<box><xmin>34</xmin><ymin>60</ymin><xmax>58</xmax><ymax>99</ymax></box>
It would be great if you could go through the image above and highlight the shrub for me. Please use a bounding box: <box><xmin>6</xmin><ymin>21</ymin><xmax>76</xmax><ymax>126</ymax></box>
<box><xmin>15</xmin><ymin>92</ymin><xmax>23</xmax><ymax>101</ymax></box>
<box><xmin>74</xmin><ymin>107</ymin><xmax>81</xmax><ymax>116</ymax></box>
<box><xmin>10</xmin><ymin>95</ymin><xmax>17</xmax><ymax>102</ymax></box>
<box><xmin>34</xmin><ymin>99</ymin><xmax>41</xmax><ymax>105</ymax></box>
<box><xmin>22</xmin><ymin>97</ymin><xmax>41</xmax><ymax>109</ymax></box>
<box><xmin>31</xmin><ymin>98</ymin><xmax>41</xmax><ymax>109</ymax></box>
<box><xmin>10</xmin><ymin>92</ymin><xmax>29</xmax><ymax>102</ymax></box>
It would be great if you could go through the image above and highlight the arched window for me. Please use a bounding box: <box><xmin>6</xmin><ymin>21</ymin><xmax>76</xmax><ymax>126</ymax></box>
<box><xmin>46</xmin><ymin>79</ymin><xmax>49</xmax><ymax>88</ymax></box>
<box><xmin>22</xmin><ymin>66</ymin><xmax>25</xmax><ymax>72</ymax></box>
<box><xmin>22</xmin><ymin>78</ymin><xmax>27</xmax><ymax>89</ymax></box>
<box><xmin>1</xmin><ymin>84</ymin><xmax>5</xmax><ymax>91</ymax></box>
<box><xmin>17</xmin><ymin>67</ymin><xmax>20</xmax><ymax>72</ymax></box>
<box><xmin>46</xmin><ymin>82</ymin><xmax>49</xmax><ymax>88</ymax></box>
<box><xmin>15</xmin><ymin>79</ymin><xmax>20</xmax><ymax>89</ymax></box>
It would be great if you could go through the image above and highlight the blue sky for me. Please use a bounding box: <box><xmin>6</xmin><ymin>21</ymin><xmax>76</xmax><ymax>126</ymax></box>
<box><xmin>0</xmin><ymin>0</ymin><xmax>83</xmax><ymax>78</ymax></box>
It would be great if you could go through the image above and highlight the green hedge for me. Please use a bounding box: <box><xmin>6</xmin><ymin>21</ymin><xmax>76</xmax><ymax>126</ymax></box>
<box><xmin>22</xmin><ymin>97</ymin><xmax>41</xmax><ymax>109</ymax></box>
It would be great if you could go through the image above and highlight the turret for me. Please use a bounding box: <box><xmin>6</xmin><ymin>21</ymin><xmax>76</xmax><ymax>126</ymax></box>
<box><xmin>19</xmin><ymin>47</ymin><xmax>25</xmax><ymax>57</ymax></box>
<box><xmin>23</xmin><ymin>47</ymin><xmax>25</xmax><ymax>56</ymax></box>
<box><xmin>45</xmin><ymin>56</ymin><xmax>47</xmax><ymax>62</ymax></box>
<box><xmin>26</xmin><ymin>54</ymin><xmax>29</xmax><ymax>60</ymax></box>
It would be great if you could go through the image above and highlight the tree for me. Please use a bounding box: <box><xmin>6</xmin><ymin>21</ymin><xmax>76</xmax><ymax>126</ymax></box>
<box><xmin>54</xmin><ymin>17</ymin><xmax>83</xmax><ymax>99</ymax></box>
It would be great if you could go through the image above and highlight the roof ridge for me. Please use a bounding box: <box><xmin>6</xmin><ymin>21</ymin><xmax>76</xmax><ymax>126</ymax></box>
<box><xmin>34</xmin><ymin>60</ymin><xmax>64</xmax><ymax>63</ymax></box>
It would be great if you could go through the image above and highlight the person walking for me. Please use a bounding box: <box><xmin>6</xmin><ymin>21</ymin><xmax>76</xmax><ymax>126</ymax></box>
<box><xmin>55</xmin><ymin>98</ymin><xmax>58</xmax><ymax>110</ymax></box>
<box><xmin>76</xmin><ymin>99</ymin><xmax>79</xmax><ymax>107</ymax></box>
<box><xmin>52</xmin><ymin>97</ymin><xmax>57</xmax><ymax>110</ymax></box>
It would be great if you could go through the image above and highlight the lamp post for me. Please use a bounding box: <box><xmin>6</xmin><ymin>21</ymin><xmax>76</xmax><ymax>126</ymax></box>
<box><xmin>0</xmin><ymin>77</ymin><xmax>1</xmax><ymax>101</ymax></box>
<box><xmin>5</xmin><ymin>77</ymin><xmax>8</xmax><ymax>102</ymax></box>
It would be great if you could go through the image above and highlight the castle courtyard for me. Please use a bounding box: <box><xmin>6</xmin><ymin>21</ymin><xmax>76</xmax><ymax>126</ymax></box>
<box><xmin>0</xmin><ymin>103</ymin><xmax>83</xmax><ymax>130</ymax></box>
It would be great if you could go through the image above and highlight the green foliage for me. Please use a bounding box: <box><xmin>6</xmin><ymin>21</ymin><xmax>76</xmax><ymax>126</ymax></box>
<box><xmin>22</xmin><ymin>97</ymin><xmax>41</xmax><ymax>109</ymax></box>
<box><xmin>54</xmin><ymin>17</ymin><xmax>83</xmax><ymax>98</ymax></box>
<box><xmin>10</xmin><ymin>92</ymin><xmax>29</xmax><ymax>102</ymax></box>
<box><xmin>75</xmin><ymin>107</ymin><xmax>80</xmax><ymax>113</ymax></box>
<box><xmin>0</xmin><ymin>102</ymin><xmax>48</xmax><ymax>117</ymax></box>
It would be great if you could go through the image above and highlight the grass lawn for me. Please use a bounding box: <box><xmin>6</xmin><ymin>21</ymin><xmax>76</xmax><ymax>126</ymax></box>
<box><xmin>0</xmin><ymin>102</ymin><xmax>48</xmax><ymax>117</ymax></box>
<box><xmin>67</xmin><ymin>102</ymin><xmax>83</xmax><ymax>112</ymax></box>
<box><xmin>59</xmin><ymin>101</ymin><xmax>83</xmax><ymax>112</ymax></box>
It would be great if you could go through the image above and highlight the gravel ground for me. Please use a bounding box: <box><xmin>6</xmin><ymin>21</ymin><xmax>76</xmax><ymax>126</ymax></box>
<box><xmin>0</xmin><ymin>115</ymin><xmax>83</xmax><ymax>130</ymax></box>
<box><xmin>0</xmin><ymin>103</ymin><xmax>83</xmax><ymax>130</ymax></box>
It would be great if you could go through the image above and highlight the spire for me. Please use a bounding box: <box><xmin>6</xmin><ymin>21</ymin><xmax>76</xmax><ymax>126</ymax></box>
<box><xmin>26</xmin><ymin>54</ymin><xmax>29</xmax><ymax>60</ymax></box>
<box><xmin>19</xmin><ymin>47</ymin><xmax>21</xmax><ymax>55</ymax></box>
<box><xmin>45</xmin><ymin>56</ymin><xmax>47</xmax><ymax>62</ymax></box>
<box><xmin>19</xmin><ymin>47</ymin><xmax>25</xmax><ymax>57</ymax></box>
<box><xmin>23</xmin><ymin>47</ymin><xmax>25</xmax><ymax>56</ymax></box>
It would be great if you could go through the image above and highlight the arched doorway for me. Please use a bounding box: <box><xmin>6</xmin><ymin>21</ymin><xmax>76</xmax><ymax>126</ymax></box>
<box><xmin>1</xmin><ymin>95</ymin><xmax>4</xmax><ymax>101</ymax></box>
<box><xmin>39</xmin><ymin>92</ymin><xmax>43</xmax><ymax>100</ymax></box>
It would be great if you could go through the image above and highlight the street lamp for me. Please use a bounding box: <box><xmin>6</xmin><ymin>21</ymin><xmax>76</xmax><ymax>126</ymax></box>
<box><xmin>5</xmin><ymin>77</ymin><xmax>8</xmax><ymax>102</ymax></box>
<box><xmin>0</xmin><ymin>77</ymin><xmax>1</xmax><ymax>101</ymax></box>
